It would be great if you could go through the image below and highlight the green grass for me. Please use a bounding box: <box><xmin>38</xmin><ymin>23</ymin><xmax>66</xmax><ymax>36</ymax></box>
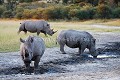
<box><xmin>0</xmin><ymin>19</ymin><xmax>120</xmax><ymax>52</ymax></box>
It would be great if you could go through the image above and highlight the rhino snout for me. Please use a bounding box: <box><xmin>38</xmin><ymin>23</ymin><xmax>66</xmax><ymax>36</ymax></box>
<box><xmin>24</xmin><ymin>58</ymin><xmax>31</xmax><ymax>63</ymax></box>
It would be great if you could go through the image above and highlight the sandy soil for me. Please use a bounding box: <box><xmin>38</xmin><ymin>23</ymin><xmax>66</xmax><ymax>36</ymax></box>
<box><xmin>0</xmin><ymin>32</ymin><xmax>120</xmax><ymax>80</ymax></box>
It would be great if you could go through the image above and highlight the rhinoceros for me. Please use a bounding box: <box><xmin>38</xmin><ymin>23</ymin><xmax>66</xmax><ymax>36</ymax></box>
<box><xmin>57</xmin><ymin>30</ymin><xmax>98</xmax><ymax>58</ymax></box>
<box><xmin>20</xmin><ymin>35</ymin><xmax>45</xmax><ymax>71</ymax></box>
<box><xmin>18</xmin><ymin>20</ymin><xmax>57</xmax><ymax>36</ymax></box>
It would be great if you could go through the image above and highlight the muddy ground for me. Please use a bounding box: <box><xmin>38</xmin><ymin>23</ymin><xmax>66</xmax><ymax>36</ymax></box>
<box><xmin>0</xmin><ymin>32</ymin><xmax>120</xmax><ymax>80</ymax></box>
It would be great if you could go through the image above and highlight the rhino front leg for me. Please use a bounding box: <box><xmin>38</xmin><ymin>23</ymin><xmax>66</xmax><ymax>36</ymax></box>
<box><xmin>89</xmin><ymin>48</ymin><xmax>98</xmax><ymax>58</ymax></box>
<box><xmin>24</xmin><ymin>62</ymin><xmax>31</xmax><ymax>72</ymax></box>
<box><xmin>37</xmin><ymin>31</ymin><xmax>40</xmax><ymax>36</ymax></box>
<box><xmin>60</xmin><ymin>44</ymin><xmax>66</xmax><ymax>54</ymax></box>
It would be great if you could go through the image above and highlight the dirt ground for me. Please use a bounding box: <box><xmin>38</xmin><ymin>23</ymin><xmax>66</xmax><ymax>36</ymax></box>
<box><xmin>0</xmin><ymin>32</ymin><xmax>120</xmax><ymax>80</ymax></box>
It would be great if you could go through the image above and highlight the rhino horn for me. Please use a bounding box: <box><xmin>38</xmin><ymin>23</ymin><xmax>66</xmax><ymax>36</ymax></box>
<box><xmin>53</xmin><ymin>30</ymin><xmax>58</xmax><ymax>33</ymax></box>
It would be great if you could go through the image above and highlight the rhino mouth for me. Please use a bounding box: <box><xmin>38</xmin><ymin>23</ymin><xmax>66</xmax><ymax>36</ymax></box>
<box><xmin>24</xmin><ymin>59</ymin><xmax>31</xmax><ymax>63</ymax></box>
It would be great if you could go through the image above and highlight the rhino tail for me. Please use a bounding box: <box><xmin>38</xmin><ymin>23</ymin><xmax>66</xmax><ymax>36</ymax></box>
<box><xmin>56</xmin><ymin>37</ymin><xmax>58</xmax><ymax>45</ymax></box>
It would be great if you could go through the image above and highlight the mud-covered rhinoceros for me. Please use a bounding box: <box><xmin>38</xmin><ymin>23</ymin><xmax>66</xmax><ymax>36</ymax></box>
<box><xmin>18</xmin><ymin>20</ymin><xmax>57</xmax><ymax>36</ymax></box>
<box><xmin>20</xmin><ymin>35</ymin><xmax>45</xmax><ymax>71</ymax></box>
<box><xmin>57</xmin><ymin>30</ymin><xmax>98</xmax><ymax>58</ymax></box>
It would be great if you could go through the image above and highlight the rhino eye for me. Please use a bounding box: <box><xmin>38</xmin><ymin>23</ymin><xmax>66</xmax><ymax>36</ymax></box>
<box><xmin>47</xmin><ymin>24</ymin><xmax>50</xmax><ymax>26</ymax></box>
<box><xmin>25</xmin><ymin>49</ymin><xmax>29</xmax><ymax>57</ymax></box>
<box><xmin>25</xmin><ymin>53</ymin><xmax>29</xmax><ymax>57</ymax></box>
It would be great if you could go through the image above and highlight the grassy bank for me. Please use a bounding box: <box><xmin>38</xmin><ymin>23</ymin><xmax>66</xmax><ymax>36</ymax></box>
<box><xmin>0</xmin><ymin>19</ymin><xmax>120</xmax><ymax>52</ymax></box>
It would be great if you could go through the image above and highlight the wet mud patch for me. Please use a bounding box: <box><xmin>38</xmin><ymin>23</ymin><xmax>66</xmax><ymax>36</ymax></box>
<box><xmin>0</xmin><ymin>42</ymin><xmax>120</xmax><ymax>76</ymax></box>
<box><xmin>97</xmin><ymin>42</ymin><xmax>120</xmax><ymax>56</ymax></box>
<box><xmin>0</xmin><ymin>54</ymin><xmax>96</xmax><ymax>75</ymax></box>
<box><xmin>0</xmin><ymin>66</ymin><xmax>48</xmax><ymax>75</ymax></box>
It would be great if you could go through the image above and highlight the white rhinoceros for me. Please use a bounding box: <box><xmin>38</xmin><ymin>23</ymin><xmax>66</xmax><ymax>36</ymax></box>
<box><xmin>57</xmin><ymin>30</ymin><xmax>98</xmax><ymax>58</ymax></box>
<box><xmin>18</xmin><ymin>20</ymin><xmax>57</xmax><ymax>36</ymax></box>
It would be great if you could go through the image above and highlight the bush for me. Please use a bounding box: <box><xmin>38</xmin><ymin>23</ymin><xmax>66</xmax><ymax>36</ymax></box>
<box><xmin>69</xmin><ymin>9</ymin><xmax>79</xmax><ymax>19</ymax></box>
<box><xmin>15</xmin><ymin>12</ymin><xmax>23</xmax><ymax>19</ymax></box>
<box><xmin>42</xmin><ymin>7</ymin><xmax>54</xmax><ymax>20</ymax></box>
<box><xmin>42</xmin><ymin>6</ymin><xmax>68</xmax><ymax>20</ymax></box>
<box><xmin>81</xmin><ymin>5</ymin><xmax>96</xmax><ymax>19</ymax></box>
<box><xmin>113</xmin><ymin>7</ymin><xmax>120</xmax><ymax>18</ymax></box>
<box><xmin>0</xmin><ymin>6</ymin><xmax>5</xmax><ymax>17</ymax></box>
<box><xmin>76</xmin><ymin>9</ymin><xmax>89</xmax><ymax>20</ymax></box>
<box><xmin>2</xmin><ymin>10</ymin><xmax>13</xmax><ymax>18</ymax></box>
<box><xmin>95</xmin><ymin>4</ymin><xmax>112</xmax><ymax>19</ymax></box>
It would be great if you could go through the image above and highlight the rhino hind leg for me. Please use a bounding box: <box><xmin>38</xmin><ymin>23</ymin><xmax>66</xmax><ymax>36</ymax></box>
<box><xmin>60</xmin><ymin>44</ymin><xmax>66</xmax><ymax>54</ymax></box>
<box><xmin>78</xmin><ymin>45</ymin><xmax>86</xmax><ymax>55</ymax></box>
<box><xmin>34</xmin><ymin>56</ymin><xmax>41</xmax><ymax>69</ymax></box>
<box><xmin>33</xmin><ymin>56</ymin><xmax>41</xmax><ymax>74</ymax></box>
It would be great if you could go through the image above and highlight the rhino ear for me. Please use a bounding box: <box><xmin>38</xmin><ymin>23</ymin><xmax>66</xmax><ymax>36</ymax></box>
<box><xmin>93</xmin><ymin>39</ymin><xmax>96</xmax><ymax>43</ymax></box>
<box><xmin>30</xmin><ymin>37</ymin><xmax>34</xmax><ymax>43</ymax></box>
<box><xmin>53</xmin><ymin>30</ymin><xmax>58</xmax><ymax>33</ymax></box>
<box><xmin>20</xmin><ymin>38</ymin><xmax>25</xmax><ymax>43</ymax></box>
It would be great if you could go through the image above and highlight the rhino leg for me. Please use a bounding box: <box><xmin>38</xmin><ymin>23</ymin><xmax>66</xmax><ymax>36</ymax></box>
<box><xmin>34</xmin><ymin>56</ymin><xmax>41</xmax><ymax>74</ymax></box>
<box><xmin>34</xmin><ymin>56</ymin><xmax>40</xmax><ymax>69</ymax></box>
<box><xmin>60</xmin><ymin>44</ymin><xmax>66</xmax><ymax>54</ymax></box>
<box><xmin>36</xmin><ymin>31</ymin><xmax>40</xmax><ymax>35</ymax></box>
<box><xmin>24</xmin><ymin>62</ymin><xmax>30</xmax><ymax>70</ymax></box>
<box><xmin>79</xmin><ymin>45</ymin><xmax>86</xmax><ymax>55</ymax></box>
<box><xmin>24</xmin><ymin>31</ymin><xmax>27</xmax><ymax>34</ymax></box>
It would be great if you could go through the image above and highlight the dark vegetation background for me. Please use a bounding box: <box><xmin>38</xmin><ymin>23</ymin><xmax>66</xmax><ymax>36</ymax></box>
<box><xmin>0</xmin><ymin>0</ymin><xmax>120</xmax><ymax>20</ymax></box>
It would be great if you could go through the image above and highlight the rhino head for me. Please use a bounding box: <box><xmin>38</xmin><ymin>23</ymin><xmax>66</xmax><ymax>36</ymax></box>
<box><xmin>89</xmin><ymin>38</ymin><xmax>99</xmax><ymax>58</ymax></box>
<box><xmin>43</xmin><ymin>23</ymin><xmax>57</xmax><ymax>36</ymax></box>
<box><xmin>20</xmin><ymin>36</ymin><xmax>34</xmax><ymax>68</ymax></box>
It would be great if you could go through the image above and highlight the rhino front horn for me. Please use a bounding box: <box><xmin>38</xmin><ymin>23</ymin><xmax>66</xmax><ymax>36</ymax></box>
<box><xmin>54</xmin><ymin>30</ymin><xmax>58</xmax><ymax>33</ymax></box>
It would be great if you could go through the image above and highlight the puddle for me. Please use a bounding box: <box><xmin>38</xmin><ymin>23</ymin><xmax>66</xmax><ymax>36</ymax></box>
<box><xmin>89</xmin><ymin>51</ymin><xmax>119</xmax><ymax>58</ymax></box>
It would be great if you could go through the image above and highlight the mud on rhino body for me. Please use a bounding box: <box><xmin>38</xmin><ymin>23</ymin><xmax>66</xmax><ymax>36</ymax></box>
<box><xmin>20</xmin><ymin>36</ymin><xmax>45</xmax><ymax>71</ymax></box>
<box><xmin>57</xmin><ymin>30</ymin><xmax>98</xmax><ymax>58</ymax></box>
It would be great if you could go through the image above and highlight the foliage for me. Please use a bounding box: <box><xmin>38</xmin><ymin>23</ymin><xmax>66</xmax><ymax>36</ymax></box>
<box><xmin>113</xmin><ymin>7</ymin><xmax>120</xmax><ymax>18</ymax></box>
<box><xmin>0</xmin><ymin>1</ymin><xmax>119</xmax><ymax>20</ymax></box>
<box><xmin>0</xmin><ymin>5</ymin><xmax>6</xmax><ymax>17</ymax></box>
<box><xmin>95</xmin><ymin>4</ymin><xmax>112</xmax><ymax>19</ymax></box>
<box><xmin>2</xmin><ymin>10</ymin><xmax>13</xmax><ymax>18</ymax></box>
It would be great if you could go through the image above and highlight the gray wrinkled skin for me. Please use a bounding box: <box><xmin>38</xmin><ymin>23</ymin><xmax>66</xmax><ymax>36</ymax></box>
<box><xmin>20</xmin><ymin>36</ymin><xmax>45</xmax><ymax>70</ymax></box>
<box><xmin>18</xmin><ymin>20</ymin><xmax>57</xmax><ymax>36</ymax></box>
<box><xmin>57</xmin><ymin>30</ymin><xmax>98</xmax><ymax>58</ymax></box>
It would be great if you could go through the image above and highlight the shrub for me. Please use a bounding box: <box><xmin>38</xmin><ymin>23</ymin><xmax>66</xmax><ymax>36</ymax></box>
<box><xmin>69</xmin><ymin>9</ymin><xmax>79</xmax><ymax>19</ymax></box>
<box><xmin>42</xmin><ymin>6</ymin><xmax>66</xmax><ymax>20</ymax></box>
<box><xmin>82</xmin><ymin>5</ymin><xmax>96</xmax><ymax>19</ymax></box>
<box><xmin>15</xmin><ymin>12</ymin><xmax>23</xmax><ymax>19</ymax></box>
<box><xmin>113</xmin><ymin>7</ymin><xmax>120</xmax><ymax>18</ymax></box>
<box><xmin>22</xmin><ymin>9</ymin><xmax>32</xmax><ymax>19</ymax></box>
<box><xmin>95</xmin><ymin>4</ymin><xmax>112</xmax><ymax>19</ymax></box>
<box><xmin>76</xmin><ymin>9</ymin><xmax>89</xmax><ymax>20</ymax></box>
<box><xmin>2</xmin><ymin>10</ymin><xmax>13</xmax><ymax>18</ymax></box>
<box><xmin>0</xmin><ymin>6</ymin><xmax>5</xmax><ymax>17</ymax></box>
<box><xmin>42</xmin><ymin>7</ymin><xmax>54</xmax><ymax>20</ymax></box>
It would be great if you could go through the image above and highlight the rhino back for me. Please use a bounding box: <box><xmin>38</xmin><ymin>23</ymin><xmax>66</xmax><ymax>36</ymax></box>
<box><xmin>24</xmin><ymin>21</ymin><xmax>44</xmax><ymax>32</ymax></box>
<box><xmin>58</xmin><ymin>30</ymin><xmax>94</xmax><ymax>48</ymax></box>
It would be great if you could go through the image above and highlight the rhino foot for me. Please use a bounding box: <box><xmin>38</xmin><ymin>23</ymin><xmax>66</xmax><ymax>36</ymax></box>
<box><xmin>62</xmin><ymin>52</ymin><xmax>66</xmax><ymax>54</ymax></box>
<box><xmin>93</xmin><ymin>56</ymin><xmax>97</xmax><ymax>58</ymax></box>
